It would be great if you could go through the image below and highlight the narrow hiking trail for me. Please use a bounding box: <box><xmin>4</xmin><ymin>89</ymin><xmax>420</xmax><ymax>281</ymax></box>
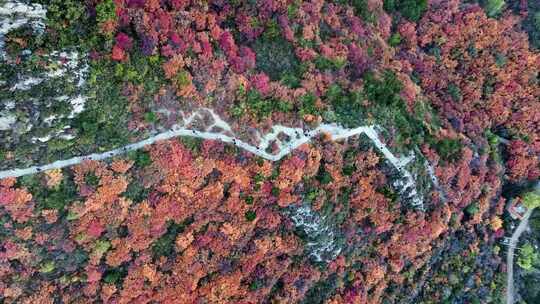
<box><xmin>506</xmin><ymin>208</ymin><xmax>533</xmax><ymax>304</ymax></box>
<box><xmin>0</xmin><ymin>108</ymin><xmax>429</xmax><ymax>210</ymax></box>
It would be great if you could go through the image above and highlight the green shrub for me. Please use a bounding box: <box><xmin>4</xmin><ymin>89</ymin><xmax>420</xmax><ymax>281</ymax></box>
<box><xmin>39</xmin><ymin>0</ymin><xmax>89</xmax><ymax>48</ymax></box>
<box><xmin>482</xmin><ymin>0</ymin><xmax>506</xmax><ymax>18</ymax></box>
<box><xmin>314</xmin><ymin>56</ymin><xmax>346</xmax><ymax>71</ymax></box>
<box><xmin>39</xmin><ymin>261</ymin><xmax>56</xmax><ymax>274</ymax></box>
<box><xmin>305</xmin><ymin>188</ymin><xmax>320</xmax><ymax>203</ymax></box>
<box><xmin>234</xmin><ymin>89</ymin><xmax>293</xmax><ymax>120</ymax></box>
<box><xmin>73</xmin><ymin>58</ymin><xmax>135</xmax><ymax>152</ymax></box>
<box><xmin>316</xmin><ymin>167</ymin><xmax>333</xmax><ymax>185</ymax></box>
<box><xmin>384</xmin><ymin>0</ymin><xmax>428</xmax><ymax>22</ymax></box>
<box><xmin>388</xmin><ymin>33</ymin><xmax>402</xmax><ymax>47</ymax></box>
<box><xmin>342</xmin><ymin>165</ymin><xmax>356</xmax><ymax>176</ymax></box>
<box><xmin>144</xmin><ymin>112</ymin><xmax>158</xmax><ymax>123</ymax></box>
<box><xmin>103</xmin><ymin>267</ymin><xmax>127</xmax><ymax>284</ymax></box>
<box><xmin>21</xmin><ymin>174</ymin><xmax>78</xmax><ymax>213</ymax></box>
<box><xmin>363</xmin><ymin>70</ymin><xmax>438</xmax><ymax>149</ymax></box>
<box><xmin>298</xmin><ymin>93</ymin><xmax>320</xmax><ymax>117</ymax></box>
<box><xmin>494</xmin><ymin>53</ymin><xmax>507</xmax><ymax>68</ymax></box>
<box><xmin>151</xmin><ymin>218</ymin><xmax>193</xmax><ymax>258</ymax></box>
<box><xmin>248</xmin><ymin>95</ymin><xmax>283</xmax><ymax>118</ymax></box>
<box><xmin>350</xmin><ymin>0</ymin><xmax>376</xmax><ymax>23</ymax></box>
<box><xmin>287</xmin><ymin>1</ymin><xmax>300</xmax><ymax>19</ymax></box>
<box><xmin>129</xmin><ymin>150</ymin><xmax>152</xmax><ymax>167</ymax></box>
<box><xmin>230</xmin><ymin>104</ymin><xmax>246</xmax><ymax>118</ymax></box>
<box><xmin>96</xmin><ymin>0</ymin><xmax>116</xmax><ymax>26</ymax></box>
<box><xmin>244</xmin><ymin>210</ymin><xmax>257</xmax><ymax>221</ymax></box>
<box><xmin>523</xmin><ymin>192</ymin><xmax>540</xmax><ymax>209</ymax></box>
<box><xmin>124</xmin><ymin>180</ymin><xmax>149</xmax><ymax>203</ymax></box>
<box><xmin>363</xmin><ymin>70</ymin><xmax>403</xmax><ymax>106</ymax></box>
<box><xmin>535</xmin><ymin>12</ymin><xmax>540</xmax><ymax>30</ymax></box>
<box><xmin>244</xmin><ymin>195</ymin><xmax>254</xmax><ymax>205</ymax></box>
<box><xmin>324</xmin><ymin>84</ymin><xmax>364</xmax><ymax>127</ymax></box>
<box><xmin>280</xmin><ymin>72</ymin><xmax>302</xmax><ymax>89</ymax></box>
<box><xmin>263</xmin><ymin>19</ymin><xmax>280</xmax><ymax>40</ymax></box>
<box><xmin>253</xmin><ymin>35</ymin><xmax>301</xmax><ymax>81</ymax></box>
<box><xmin>249</xmin><ymin>279</ymin><xmax>264</xmax><ymax>291</ymax></box>
<box><xmin>302</xmin><ymin>274</ymin><xmax>338</xmax><ymax>304</ymax></box>
<box><xmin>432</xmin><ymin>138</ymin><xmax>462</xmax><ymax>163</ymax></box>
<box><xmin>85</xmin><ymin>172</ymin><xmax>100</xmax><ymax>187</ymax></box>
<box><xmin>482</xmin><ymin>76</ymin><xmax>496</xmax><ymax>99</ymax></box>
<box><xmin>319</xmin><ymin>21</ymin><xmax>337</xmax><ymax>41</ymax></box>
<box><xmin>93</xmin><ymin>240</ymin><xmax>111</xmax><ymax>256</ymax></box>
<box><xmin>485</xmin><ymin>130</ymin><xmax>502</xmax><ymax>163</ymax></box>
<box><xmin>530</xmin><ymin>209</ymin><xmax>540</xmax><ymax>231</ymax></box>
<box><xmin>176</xmin><ymin>70</ymin><xmax>191</xmax><ymax>87</ymax></box>
<box><xmin>524</xmin><ymin>4</ymin><xmax>540</xmax><ymax>49</ymax></box>
<box><xmin>377</xmin><ymin>186</ymin><xmax>398</xmax><ymax>202</ymax></box>
<box><xmin>180</xmin><ymin>137</ymin><xmax>202</xmax><ymax>153</ymax></box>
<box><xmin>517</xmin><ymin>243</ymin><xmax>539</xmax><ymax>271</ymax></box>
<box><xmin>465</xmin><ymin>202</ymin><xmax>479</xmax><ymax>215</ymax></box>
<box><xmin>447</xmin><ymin>83</ymin><xmax>462</xmax><ymax>102</ymax></box>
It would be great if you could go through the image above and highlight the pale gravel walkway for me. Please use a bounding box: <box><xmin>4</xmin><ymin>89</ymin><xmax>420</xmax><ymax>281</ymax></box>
<box><xmin>506</xmin><ymin>208</ymin><xmax>533</xmax><ymax>304</ymax></box>
<box><xmin>0</xmin><ymin>108</ymin><xmax>426</xmax><ymax>209</ymax></box>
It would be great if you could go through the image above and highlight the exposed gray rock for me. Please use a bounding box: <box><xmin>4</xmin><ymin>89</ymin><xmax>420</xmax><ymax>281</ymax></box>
<box><xmin>0</xmin><ymin>112</ymin><xmax>16</xmax><ymax>130</ymax></box>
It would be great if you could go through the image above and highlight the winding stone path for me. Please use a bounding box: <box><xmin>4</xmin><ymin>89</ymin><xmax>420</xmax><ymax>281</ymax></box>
<box><xmin>0</xmin><ymin>108</ymin><xmax>429</xmax><ymax>209</ymax></box>
<box><xmin>506</xmin><ymin>208</ymin><xmax>533</xmax><ymax>304</ymax></box>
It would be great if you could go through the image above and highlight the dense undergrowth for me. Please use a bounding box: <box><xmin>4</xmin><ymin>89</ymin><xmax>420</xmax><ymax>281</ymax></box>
<box><xmin>0</xmin><ymin>0</ymin><xmax>539</xmax><ymax>303</ymax></box>
<box><xmin>0</xmin><ymin>132</ymin><xmax>506</xmax><ymax>303</ymax></box>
